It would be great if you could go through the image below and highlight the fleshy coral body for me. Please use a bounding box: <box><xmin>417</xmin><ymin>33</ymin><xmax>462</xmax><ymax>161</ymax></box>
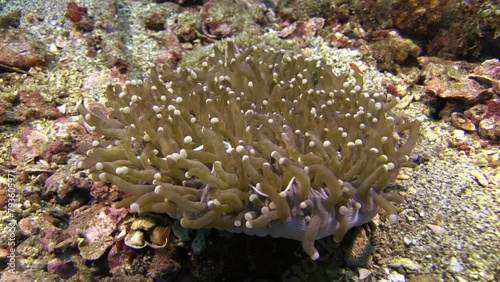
<box><xmin>77</xmin><ymin>41</ymin><xmax>420</xmax><ymax>260</ymax></box>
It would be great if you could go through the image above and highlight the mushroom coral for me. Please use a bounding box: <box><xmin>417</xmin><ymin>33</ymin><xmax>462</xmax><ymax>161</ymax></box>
<box><xmin>77</xmin><ymin>41</ymin><xmax>420</xmax><ymax>260</ymax></box>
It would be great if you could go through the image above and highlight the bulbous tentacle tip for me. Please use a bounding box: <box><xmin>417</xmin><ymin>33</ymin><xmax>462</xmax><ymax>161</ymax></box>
<box><xmin>310</xmin><ymin>251</ymin><xmax>320</xmax><ymax>260</ymax></box>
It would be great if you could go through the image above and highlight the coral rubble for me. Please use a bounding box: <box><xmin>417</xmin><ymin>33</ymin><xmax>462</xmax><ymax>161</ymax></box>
<box><xmin>78</xmin><ymin>41</ymin><xmax>420</xmax><ymax>260</ymax></box>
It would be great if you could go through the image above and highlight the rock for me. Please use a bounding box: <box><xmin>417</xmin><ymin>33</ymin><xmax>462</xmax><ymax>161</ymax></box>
<box><xmin>47</xmin><ymin>258</ymin><xmax>77</xmax><ymax>279</ymax></box>
<box><xmin>0</xmin><ymin>8</ymin><xmax>21</xmax><ymax>29</ymax></box>
<box><xmin>470</xmin><ymin>170</ymin><xmax>489</xmax><ymax>187</ymax></box>
<box><xmin>18</xmin><ymin>218</ymin><xmax>34</xmax><ymax>236</ymax></box>
<box><xmin>449</xmin><ymin>257</ymin><xmax>465</xmax><ymax>273</ymax></box>
<box><xmin>144</xmin><ymin>12</ymin><xmax>166</xmax><ymax>31</ymax></box>
<box><xmin>42</xmin><ymin>228</ymin><xmax>68</xmax><ymax>254</ymax></box>
<box><xmin>478</xmin><ymin>116</ymin><xmax>500</xmax><ymax>141</ymax></box>
<box><xmin>469</xmin><ymin>59</ymin><xmax>500</xmax><ymax>91</ymax></box>
<box><xmin>419</xmin><ymin>57</ymin><xmax>491</xmax><ymax>102</ymax></box>
<box><xmin>0</xmin><ymin>40</ymin><xmax>49</xmax><ymax>69</ymax></box>
<box><xmin>170</xmin><ymin>11</ymin><xmax>200</xmax><ymax>42</ymax></box>
<box><xmin>464</xmin><ymin>104</ymin><xmax>489</xmax><ymax>125</ymax></box>
<box><xmin>452</xmin><ymin>129</ymin><xmax>466</xmax><ymax>140</ymax></box>
<box><xmin>425</xmin><ymin>77</ymin><xmax>489</xmax><ymax>101</ymax></box>
<box><xmin>403</xmin><ymin>236</ymin><xmax>413</xmax><ymax>246</ymax></box>
<box><xmin>368</xmin><ymin>30</ymin><xmax>421</xmax><ymax>72</ymax></box>
<box><xmin>387</xmin><ymin>257</ymin><xmax>423</xmax><ymax>272</ymax></box>
<box><xmin>107</xmin><ymin>242</ymin><xmax>139</xmax><ymax>275</ymax></box>
<box><xmin>18</xmin><ymin>91</ymin><xmax>62</xmax><ymax>120</ymax></box>
<box><xmin>67</xmin><ymin>205</ymin><xmax>128</xmax><ymax>260</ymax></box>
<box><xmin>10</xmin><ymin>128</ymin><xmax>49</xmax><ymax>164</ymax></box>
<box><xmin>66</xmin><ymin>2</ymin><xmax>88</xmax><ymax>23</ymax></box>
<box><xmin>426</xmin><ymin>224</ymin><xmax>446</xmax><ymax>236</ymax></box>
<box><xmin>388</xmin><ymin>270</ymin><xmax>406</xmax><ymax>282</ymax></box>
<box><xmin>147</xmin><ymin>251</ymin><xmax>181</xmax><ymax>279</ymax></box>
<box><xmin>358</xmin><ymin>268</ymin><xmax>371</xmax><ymax>280</ymax></box>
<box><xmin>278</xmin><ymin>21</ymin><xmax>297</xmax><ymax>38</ymax></box>
<box><xmin>200</xmin><ymin>0</ymin><xmax>262</xmax><ymax>39</ymax></box>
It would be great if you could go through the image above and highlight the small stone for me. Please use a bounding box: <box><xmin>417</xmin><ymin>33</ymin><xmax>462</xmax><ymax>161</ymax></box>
<box><xmin>55</xmin><ymin>37</ymin><xmax>67</xmax><ymax>49</ymax></box>
<box><xmin>426</xmin><ymin>224</ymin><xmax>446</xmax><ymax>235</ymax></box>
<box><xmin>470</xmin><ymin>170</ymin><xmax>489</xmax><ymax>187</ymax></box>
<box><xmin>406</xmin><ymin>215</ymin><xmax>417</xmax><ymax>221</ymax></box>
<box><xmin>397</xmin><ymin>173</ymin><xmax>410</xmax><ymax>180</ymax></box>
<box><xmin>144</xmin><ymin>12</ymin><xmax>166</xmax><ymax>31</ymax></box>
<box><xmin>21</xmin><ymin>200</ymin><xmax>31</xmax><ymax>210</ymax></box>
<box><xmin>0</xmin><ymin>9</ymin><xmax>20</xmax><ymax>29</ymax></box>
<box><xmin>449</xmin><ymin>257</ymin><xmax>465</xmax><ymax>273</ymax></box>
<box><xmin>49</xmin><ymin>43</ymin><xmax>58</xmax><ymax>53</ymax></box>
<box><xmin>452</xmin><ymin>129</ymin><xmax>466</xmax><ymax>140</ymax></box>
<box><xmin>403</xmin><ymin>236</ymin><xmax>413</xmax><ymax>246</ymax></box>
<box><xmin>388</xmin><ymin>270</ymin><xmax>406</xmax><ymax>282</ymax></box>
<box><xmin>18</xmin><ymin>218</ymin><xmax>33</xmax><ymax>236</ymax></box>
<box><xmin>66</xmin><ymin>2</ymin><xmax>87</xmax><ymax>23</ymax></box>
<box><xmin>180</xmin><ymin>42</ymin><xmax>193</xmax><ymax>50</ymax></box>
<box><xmin>278</xmin><ymin>22</ymin><xmax>297</xmax><ymax>38</ymax></box>
<box><xmin>419</xmin><ymin>210</ymin><xmax>426</xmax><ymax>218</ymax></box>
<box><xmin>358</xmin><ymin>268</ymin><xmax>371</xmax><ymax>280</ymax></box>
<box><xmin>388</xmin><ymin>257</ymin><xmax>423</xmax><ymax>272</ymax></box>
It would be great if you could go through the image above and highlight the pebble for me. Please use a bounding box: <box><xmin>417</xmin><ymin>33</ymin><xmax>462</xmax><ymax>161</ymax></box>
<box><xmin>387</xmin><ymin>257</ymin><xmax>423</xmax><ymax>272</ymax></box>
<box><xmin>22</xmin><ymin>200</ymin><xmax>32</xmax><ymax>209</ymax></box>
<box><xmin>449</xmin><ymin>257</ymin><xmax>465</xmax><ymax>273</ymax></box>
<box><xmin>405</xmin><ymin>215</ymin><xmax>417</xmax><ymax>221</ymax></box>
<box><xmin>470</xmin><ymin>170</ymin><xmax>489</xmax><ymax>187</ymax></box>
<box><xmin>426</xmin><ymin>224</ymin><xmax>446</xmax><ymax>235</ymax></box>
<box><xmin>49</xmin><ymin>43</ymin><xmax>58</xmax><ymax>53</ymax></box>
<box><xmin>419</xmin><ymin>210</ymin><xmax>426</xmax><ymax>218</ymax></box>
<box><xmin>388</xmin><ymin>270</ymin><xmax>406</xmax><ymax>282</ymax></box>
<box><xmin>452</xmin><ymin>129</ymin><xmax>466</xmax><ymax>139</ymax></box>
<box><xmin>397</xmin><ymin>173</ymin><xmax>410</xmax><ymax>180</ymax></box>
<box><xmin>358</xmin><ymin>268</ymin><xmax>371</xmax><ymax>280</ymax></box>
<box><xmin>403</xmin><ymin>236</ymin><xmax>413</xmax><ymax>245</ymax></box>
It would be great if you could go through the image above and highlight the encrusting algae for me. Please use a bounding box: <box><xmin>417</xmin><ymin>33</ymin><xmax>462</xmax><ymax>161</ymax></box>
<box><xmin>77</xmin><ymin>41</ymin><xmax>421</xmax><ymax>260</ymax></box>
